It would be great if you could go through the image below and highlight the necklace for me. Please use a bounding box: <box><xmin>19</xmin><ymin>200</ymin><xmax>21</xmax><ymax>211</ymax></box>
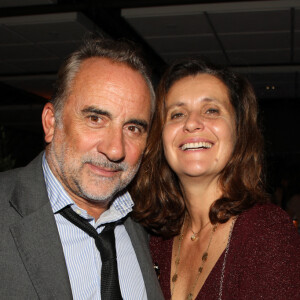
<box><xmin>171</xmin><ymin>215</ymin><xmax>218</xmax><ymax>300</ymax></box>
<box><xmin>218</xmin><ymin>217</ymin><xmax>237</xmax><ymax>300</ymax></box>
<box><xmin>190</xmin><ymin>229</ymin><xmax>199</xmax><ymax>242</ymax></box>
<box><xmin>190</xmin><ymin>220</ymin><xmax>210</xmax><ymax>241</ymax></box>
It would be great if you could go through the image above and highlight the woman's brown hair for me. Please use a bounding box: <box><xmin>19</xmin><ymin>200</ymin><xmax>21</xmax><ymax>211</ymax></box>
<box><xmin>130</xmin><ymin>58</ymin><xmax>268</xmax><ymax>238</ymax></box>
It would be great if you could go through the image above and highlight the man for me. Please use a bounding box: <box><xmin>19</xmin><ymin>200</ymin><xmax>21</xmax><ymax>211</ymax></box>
<box><xmin>0</xmin><ymin>36</ymin><xmax>163</xmax><ymax>300</ymax></box>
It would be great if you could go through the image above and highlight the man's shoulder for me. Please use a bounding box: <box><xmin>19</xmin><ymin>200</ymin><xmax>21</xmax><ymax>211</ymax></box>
<box><xmin>1</xmin><ymin>153</ymin><xmax>41</xmax><ymax>186</ymax></box>
<box><xmin>1</xmin><ymin>152</ymin><xmax>43</xmax><ymax>177</ymax></box>
<box><xmin>0</xmin><ymin>153</ymin><xmax>45</xmax><ymax>209</ymax></box>
<box><xmin>0</xmin><ymin>166</ymin><xmax>21</xmax><ymax>194</ymax></box>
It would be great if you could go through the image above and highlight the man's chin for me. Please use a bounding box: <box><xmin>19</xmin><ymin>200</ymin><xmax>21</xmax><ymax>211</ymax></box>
<box><xmin>86</xmin><ymin>197</ymin><xmax>113</xmax><ymax>208</ymax></box>
<box><xmin>81</xmin><ymin>192</ymin><xmax>113</xmax><ymax>203</ymax></box>
<box><xmin>78</xmin><ymin>175</ymin><xmax>132</xmax><ymax>204</ymax></box>
<box><xmin>79</xmin><ymin>185</ymin><xmax>120</xmax><ymax>204</ymax></box>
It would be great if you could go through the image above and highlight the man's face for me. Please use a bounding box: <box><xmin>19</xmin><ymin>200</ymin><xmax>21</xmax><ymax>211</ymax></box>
<box><xmin>43</xmin><ymin>57</ymin><xmax>151</xmax><ymax>208</ymax></box>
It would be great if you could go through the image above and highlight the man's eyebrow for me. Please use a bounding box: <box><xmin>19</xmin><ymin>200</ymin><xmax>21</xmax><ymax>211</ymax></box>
<box><xmin>127</xmin><ymin>119</ymin><xmax>149</xmax><ymax>131</ymax></box>
<box><xmin>82</xmin><ymin>106</ymin><xmax>148</xmax><ymax>130</ymax></box>
<box><xmin>81</xmin><ymin>106</ymin><xmax>111</xmax><ymax>118</ymax></box>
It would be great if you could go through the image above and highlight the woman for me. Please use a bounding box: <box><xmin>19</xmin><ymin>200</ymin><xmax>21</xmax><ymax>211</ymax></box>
<box><xmin>131</xmin><ymin>58</ymin><xmax>300</xmax><ymax>299</ymax></box>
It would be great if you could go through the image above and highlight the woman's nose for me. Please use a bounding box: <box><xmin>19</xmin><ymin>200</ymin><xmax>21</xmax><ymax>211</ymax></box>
<box><xmin>183</xmin><ymin>113</ymin><xmax>204</xmax><ymax>132</ymax></box>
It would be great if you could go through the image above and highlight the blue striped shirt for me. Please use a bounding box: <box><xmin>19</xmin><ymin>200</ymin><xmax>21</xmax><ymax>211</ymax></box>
<box><xmin>42</xmin><ymin>154</ymin><xmax>147</xmax><ymax>299</ymax></box>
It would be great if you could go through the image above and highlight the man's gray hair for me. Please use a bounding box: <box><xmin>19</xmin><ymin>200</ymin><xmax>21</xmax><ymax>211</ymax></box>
<box><xmin>51</xmin><ymin>33</ymin><xmax>155</xmax><ymax>121</ymax></box>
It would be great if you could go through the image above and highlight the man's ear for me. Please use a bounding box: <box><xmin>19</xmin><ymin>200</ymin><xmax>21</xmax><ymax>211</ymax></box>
<box><xmin>42</xmin><ymin>102</ymin><xmax>56</xmax><ymax>143</ymax></box>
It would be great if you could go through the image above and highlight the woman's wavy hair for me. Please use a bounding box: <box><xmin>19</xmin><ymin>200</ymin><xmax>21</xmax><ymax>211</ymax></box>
<box><xmin>130</xmin><ymin>58</ymin><xmax>268</xmax><ymax>238</ymax></box>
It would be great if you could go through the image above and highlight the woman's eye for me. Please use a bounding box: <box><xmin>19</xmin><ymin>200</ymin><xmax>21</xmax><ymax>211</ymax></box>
<box><xmin>206</xmin><ymin>108</ymin><xmax>219</xmax><ymax>114</ymax></box>
<box><xmin>171</xmin><ymin>112</ymin><xmax>184</xmax><ymax>119</ymax></box>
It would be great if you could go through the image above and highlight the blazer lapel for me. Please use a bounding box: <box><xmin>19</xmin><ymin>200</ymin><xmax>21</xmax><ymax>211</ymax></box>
<box><xmin>9</xmin><ymin>153</ymin><xmax>72</xmax><ymax>299</ymax></box>
<box><xmin>124</xmin><ymin>217</ymin><xmax>164</xmax><ymax>300</ymax></box>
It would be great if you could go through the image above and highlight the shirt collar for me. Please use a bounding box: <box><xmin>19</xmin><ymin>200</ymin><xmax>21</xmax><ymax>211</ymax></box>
<box><xmin>42</xmin><ymin>153</ymin><xmax>134</xmax><ymax>225</ymax></box>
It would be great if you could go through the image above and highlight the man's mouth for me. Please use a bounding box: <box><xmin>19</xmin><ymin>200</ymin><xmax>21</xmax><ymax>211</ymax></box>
<box><xmin>87</xmin><ymin>163</ymin><xmax>122</xmax><ymax>177</ymax></box>
<box><xmin>180</xmin><ymin>142</ymin><xmax>213</xmax><ymax>151</ymax></box>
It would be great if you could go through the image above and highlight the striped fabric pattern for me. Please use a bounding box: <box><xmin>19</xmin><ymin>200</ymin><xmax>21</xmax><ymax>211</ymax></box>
<box><xmin>42</xmin><ymin>154</ymin><xmax>147</xmax><ymax>300</ymax></box>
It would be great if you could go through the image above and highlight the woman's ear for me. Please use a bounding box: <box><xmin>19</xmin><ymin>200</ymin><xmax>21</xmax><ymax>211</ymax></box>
<box><xmin>42</xmin><ymin>102</ymin><xmax>56</xmax><ymax>143</ymax></box>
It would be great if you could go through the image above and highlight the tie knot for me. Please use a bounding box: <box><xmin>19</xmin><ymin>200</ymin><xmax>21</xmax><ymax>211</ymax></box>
<box><xmin>96</xmin><ymin>222</ymin><xmax>117</xmax><ymax>262</ymax></box>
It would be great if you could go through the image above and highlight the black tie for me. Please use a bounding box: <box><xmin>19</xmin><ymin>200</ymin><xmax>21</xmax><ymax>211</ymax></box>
<box><xmin>59</xmin><ymin>206</ymin><xmax>123</xmax><ymax>300</ymax></box>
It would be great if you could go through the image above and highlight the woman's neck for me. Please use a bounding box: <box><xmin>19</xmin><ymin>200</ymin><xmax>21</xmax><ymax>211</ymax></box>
<box><xmin>181</xmin><ymin>176</ymin><xmax>222</xmax><ymax>231</ymax></box>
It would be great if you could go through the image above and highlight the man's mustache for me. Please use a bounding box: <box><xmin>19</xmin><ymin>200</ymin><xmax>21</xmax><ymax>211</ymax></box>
<box><xmin>82</xmin><ymin>156</ymin><xmax>128</xmax><ymax>172</ymax></box>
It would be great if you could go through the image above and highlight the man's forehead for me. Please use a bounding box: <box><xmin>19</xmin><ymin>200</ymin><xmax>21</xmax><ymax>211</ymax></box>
<box><xmin>62</xmin><ymin>57</ymin><xmax>151</xmax><ymax>121</ymax></box>
<box><xmin>73</xmin><ymin>58</ymin><xmax>147</xmax><ymax>91</ymax></box>
<box><xmin>77</xmin><ymin>57</ymin><xmax>136</xmax><ymax>79</ymax></box>
<box><xmin>66</xmin><ymin>86</ymin><xmax>151</xmax><ymax>123</ymax></box>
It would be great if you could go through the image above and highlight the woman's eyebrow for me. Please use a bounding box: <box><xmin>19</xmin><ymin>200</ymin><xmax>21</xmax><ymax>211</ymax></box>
<box><xmin>165</xmin><ymin>102</ymin><xmax>185</xmax><ymax>110</ymax></box>
<box><xmin>166</xmin><ymin>97</ymin><xmax>218</xmax><ymax>110</ymax></box>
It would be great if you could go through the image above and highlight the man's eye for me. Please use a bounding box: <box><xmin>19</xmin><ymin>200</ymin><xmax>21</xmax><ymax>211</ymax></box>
<box><xmin>127</xmin><ymin>125</ymin><xmax>141</xmax><ymax>133</ymax></box>
<box><xmin>89</xmin><ymin>115</ymin><xmax>101</xmax><ymax>122</ymax></box>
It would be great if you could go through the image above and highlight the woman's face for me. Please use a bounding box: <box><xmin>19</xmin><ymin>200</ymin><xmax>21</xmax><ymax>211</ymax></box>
<box><xmin>162</xmin><ymin>73</ymin><xmax>236</xmax><ymax>182</ymax></box>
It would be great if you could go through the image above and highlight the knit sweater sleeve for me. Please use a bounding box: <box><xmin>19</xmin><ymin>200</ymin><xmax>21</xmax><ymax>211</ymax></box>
<box><xmin>225</xmin><ymin>204</ymin><xmax>300</xmax><ymax>300</ymax></box>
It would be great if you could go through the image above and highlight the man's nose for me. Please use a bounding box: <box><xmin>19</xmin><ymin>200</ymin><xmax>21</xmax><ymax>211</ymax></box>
<box><xmin>97</xmin><ymin>127</ymin><xmax>125</xmax><ymax>162</ymax></box>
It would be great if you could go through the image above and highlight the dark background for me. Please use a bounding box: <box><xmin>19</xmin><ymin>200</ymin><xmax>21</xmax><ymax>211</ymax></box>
<box><xmin>0</xmin><ymin>0</ymin><xmax>300</xmax><ymax>208</ymax></box>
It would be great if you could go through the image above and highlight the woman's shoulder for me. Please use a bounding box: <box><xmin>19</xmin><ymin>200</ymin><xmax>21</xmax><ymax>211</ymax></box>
<box><xmin>238</xmin><ymin>203</ymin><xmax>293</xmax><ymax>230</ymax></box>
<box><xmin>234</xmin><ymin>203</ymin><xmax>300</xmax><ymax>249</ymax></box>
<box><xmin>227</xmin><ymin>204</ymin><xmax>300</xmax><ymax>299</ymax></box>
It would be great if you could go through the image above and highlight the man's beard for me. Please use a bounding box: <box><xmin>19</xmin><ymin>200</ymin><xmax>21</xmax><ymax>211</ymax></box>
<box><xmin>48</xmin><ymin>135</ymin><xmax>141</xmax><ymax>205</ymax></box>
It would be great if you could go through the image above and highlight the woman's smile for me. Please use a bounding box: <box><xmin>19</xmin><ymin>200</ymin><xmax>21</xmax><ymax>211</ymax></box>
<box><xmin>163</xmin><ymin>73</ymin><xmax>236</xmax><ymax>180</ymax></box>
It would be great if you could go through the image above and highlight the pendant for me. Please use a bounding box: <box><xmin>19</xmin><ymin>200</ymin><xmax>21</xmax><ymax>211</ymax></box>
<box><xmin>187</xmin><ymin>293</ymin><xmax>193</xmax><ymax>300</ymax></box>
<box><xmin>191</xmin><ymin>233</ymin><xmax>197</xmax><ymax>241</ymax></box>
